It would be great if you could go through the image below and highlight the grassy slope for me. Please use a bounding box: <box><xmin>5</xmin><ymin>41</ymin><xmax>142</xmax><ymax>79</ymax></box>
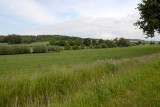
<box><xmin>0</xmin><ymin>51</ymin><xmax>160</xmax><ymax>106</ymax></box>
<box><xmin>0</xmin><ymin>45</ymin><xmax>160</xmax><ymax>75</ymax></box>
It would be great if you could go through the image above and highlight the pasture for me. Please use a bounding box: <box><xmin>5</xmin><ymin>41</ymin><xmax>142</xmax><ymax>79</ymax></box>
<box><xmin>0</xmin><ymin>45</ymin><xmax>160</xmax><ymax>106</ymax></box>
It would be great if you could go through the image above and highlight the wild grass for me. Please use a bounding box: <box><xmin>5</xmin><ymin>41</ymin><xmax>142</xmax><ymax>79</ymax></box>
<box><xmin>0</xmin><ymin>45</ymin><xmax>160</xmax><ymax>106</ymax></box>
<box><xmin>0</xmin><ymin>52</ymin><xmax>160</xmax><ymax>106</ymax></box>
<box><xmin>0</xmin><ymin>45</ymin><xmax>160</xmax><ymax>75</ymax></box>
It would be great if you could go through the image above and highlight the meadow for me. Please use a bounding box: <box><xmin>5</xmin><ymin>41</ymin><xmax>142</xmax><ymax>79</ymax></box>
<box><xmin>0</xmin><ymin>45</ymin><xmax>160</xmax><ymax>106</ymax></box>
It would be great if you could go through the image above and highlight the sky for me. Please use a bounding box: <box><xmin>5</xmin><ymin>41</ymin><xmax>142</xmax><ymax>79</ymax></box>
<box><xmin>0</xmin><ymin>0</ymin><xmax>159</xmax><ymax>41</ymax></box>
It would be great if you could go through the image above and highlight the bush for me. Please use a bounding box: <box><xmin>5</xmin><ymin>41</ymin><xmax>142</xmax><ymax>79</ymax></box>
<box><xmin>48</xmin><ymin>46</ymin><xmax>56</xmax><ymax>51</ymax></box>
<box><xmin>101</xmin><ymin>43</ymin><xmax>107</xmax><ymax>48</ymax></box>
<box><xmin>65</xmin><ymin>44</ymin><xmax>71</xmax><ymax>50</ymax></box>
<box><xmin>72</xmin><ymin>45</ymin><xmax>79</xmax><ymax>50</ymax></box>
<box><xmin>0</xmin><ymin>45</ymin><xmax>14</xmax><ymax>55</ymax></box>
<box><xmin>13</xmin><ymin>45</ymin><xmax>30</xmax><ymax>54</ymax></box>
<box><xmin>117</xmin><ymin>38</ymin><xmax>131</xmax><ymax>47</ymax></box>
<box><xmin>79</xmin><ymin>45</ymin><xmax>85</xmax><ymax>49</ymax></box>
<box><xmin>95</xmin><ymin>45</ymin><xmax>101</xmax><ymax>48</ymax></box>
<box><xmin>33</xmin><ymin>45</ymin><xmax>48</xmax><ymax>53</ymax></box>
<box><xmin>0</xmin><ymin>45</ymin><xmax>30</xmax><ymax>55</ymax></box>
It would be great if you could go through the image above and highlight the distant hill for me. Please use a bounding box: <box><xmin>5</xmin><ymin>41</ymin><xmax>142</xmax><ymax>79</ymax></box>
<box><xmin>127</xmin><ymin>39</ymin><xmax>159</xmax><ymax>43</ymax></box>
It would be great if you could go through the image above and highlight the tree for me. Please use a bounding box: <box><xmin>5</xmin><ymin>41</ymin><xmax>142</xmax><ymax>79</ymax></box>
<box><xmin>83</xmin><ymin>38</ymin><xmax>91</xmax><ymax>46</ymax></box>
<box><xmin>58</xmin><ymin>40</ymin><xmax>66</xmax><ymax>46</ymax></box>
<box><xmin>117</xmin><ymin>38</ymin><xmax>131</xmax><ymax>47</ymax></box>
<box><xmin>134</xmin><ymin>0</ymin><xmax>160</xmax><ymax>37</ymax></box>
<box><xmin>49</xmin><ymin>39</ymin><xmax>58</xmax><ymax>45</ymax></box>
<box><xmin>7</xmin><ymin>34</ymin><xmax>22</xmax><ymax>44</ymax></box>
<box><xmin>92</xmin><ymin>39</ymin><xmax>97</xmax><ymax>45</ymax></box>
<box><xmin>65</xmin><ymin>44</ymin><xmax>71</xmax><ymax>50</ymax></box>
<box><xmin>99</xmin><ymin>39</ymin><xmax>105</xmax><ymax>44</ymax></box>
<box><xmin>75</xmin><ymin>39</ymin><xmax>82</xmax><ymax>46</ymax></box>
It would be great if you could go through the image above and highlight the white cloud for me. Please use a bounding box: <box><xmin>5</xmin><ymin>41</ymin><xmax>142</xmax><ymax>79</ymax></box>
<box><xmin>0</xmin><ymin>0</ymin><xmax>55</xmax><ymax>23</ymax></box>
<box><xmin>22</xmin><ymin>12</ymin><xmax>160</xmax><ymax>41</ymax></box>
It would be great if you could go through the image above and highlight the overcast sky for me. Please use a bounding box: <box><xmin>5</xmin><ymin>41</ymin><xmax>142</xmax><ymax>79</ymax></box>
<box><xmin>0</xmin><ymin>0</ymin><xmax>159</xmax><ymax>40</ymax></box>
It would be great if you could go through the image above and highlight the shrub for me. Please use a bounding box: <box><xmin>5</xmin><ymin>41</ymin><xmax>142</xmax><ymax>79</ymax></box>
<box><xmin>95</xmin><ymin>45</ymin><xmax>101</xmax><ymax>48</ymax></box>
<box><xmin>65</xmin><ymin>44</ymin><xmax>71</xmax><ymax>50</ymax></box>
<box><xmin>55</xmin><ymin>46</ymin><xmax>61</xmax><ymax>52</ymax></box>
<box><xmin>117</xmin><ymin>38</ymin><xmax>131</xmax><ymax>47</ymax></box>
<box><xmin>13</xmin><ymin>45</ymin><xmax>30</xmax><ymax>54</ymax></box>
<box><xmin>48</xmin><ymin>46</ymin><xmax>56</xmax><ymax>51</ymax></box>
<box><xmin>72</xmin><ymin>45</ymin><xmax>79</xmax><ymax>50</ymax></box>
<box><xmin>79</xmin><ymin>45</ymin><xmax>85</xmax><ymax>49</ymax></box>
<box><xmin>101</xmin><ymin>43</ymin><xmax>107</xmax><ymax>48</ymax></box>
<box><xmin>0</xmin><ymin>45</ymin><xmax>14</xmax><ymax>55</ymax></box>
<box><xmin>33</xmin><ymin>45</ymin><xmax>48</xmax><ymax>53</ymax></box>
<box><xmin>0</xmin><ymin>45</ymin><xmax>30</xmax><ymax>55</ymax></box>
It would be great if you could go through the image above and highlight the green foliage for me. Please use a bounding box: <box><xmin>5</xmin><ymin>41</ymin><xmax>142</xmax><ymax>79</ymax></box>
<box><xmin>65</xmin><ymin>44</ymin><xmax>71</xmax><ymax>50</ymax></box>
<box><xmin>33</xmin><ymin>45</ymin><xmax>48</xmax><ymax>53</ymax></box>
<box><xmin>117</xmin><ymin>38</ymin><xmax>131</xmax><ymax>47</ymax></box>
<box><xmin>13</xmin><ymin>45</ymin><xmax>30</xmax><ymax>54</ymax></box>
<box><xmin>0</xmin><ymin>45</ymin><xmax>30</xmax><ymax>55</ymax></box>
<box><xmin>135</xmin><ymin>0</ymin><xmax>160</xmax><ymax>37</ymax></box>
<box><xmin>92</xmin><ymin>39</ymin><xmax>97</xmax><ymax>45</ymax></box>
<box><xmin>101</xmin><ymin>43</ymin><xmax>107</xmax><ymax>48</ymax></box>
<box><xmin>49</xmin><ymin>39</ymin><xmax>58</xmax><ymax>45</ymax></box>
<box><xmin>150</xmin><ymin>41</ymin><xmax>155</xmax><ymax>45</ymax></box>
<box><xmin>0</xmin><ymin>45</ymin><xmax>14</xmax><ymax>55</ymax></box>
<box><xmin>136</xmin><ymin>41</ymin><xmax>142</xmax><ymax>45</ymax></box>
<box><xmin>106</xmin><ymin>41</ymin><xmax>117</xmax><ymax>48</ymax></box>
<box><xmin>48</xmin><ymin>46</ymin><xmax>56</xmax><ymax>51</ymax></box>
<box><xmin>99</xmin><ymin>39</ymin><xmax>105</xmax><ymax>44</ymax></box>
<box><xmin>79</xmin><ymin>44</ymin><xmax>85</xmax><ymax>49</ymax></box>
<box><xmin>72</xmin><ymin>45</ymin><xmax>79</xmax><ymax>50</ymax></box>
<box><xmin>83</xmin><ymin>38</ymin><xmax>91</xmax><ymax>46</ymax></box>
<box><xmin>58</xmin><ymin>40</ymin><xmax>66</xmax><ymax>46</ymax></box>
<box><xmin>68</xmin><ymin>40</ymin><xmax>75</xmax><ymax>46</ymax></box>
<box><xmin>95</xmin><ymin>45</ymin><xmax>101</xmax><ymax>48</ymax></box>
<box><xmin>7</xmin><ymin>34</ymin><xmax>22</xmax><ymax>44</ymax></box>
<box><xmin>75</xmin><ymin>39</ymin><xmax>82</xmax><ymax>46</ymax></box>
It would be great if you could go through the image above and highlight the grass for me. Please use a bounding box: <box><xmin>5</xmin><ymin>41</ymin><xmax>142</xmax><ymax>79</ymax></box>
<box><xmin>0</xmin><ymin>45</ymin><xmax>160</xmax><ymax>106</ymax></box>
<box><xmin>0</xmin><ymin>45</ymin><xmax>160</xmax><ymax>75</ymax></box>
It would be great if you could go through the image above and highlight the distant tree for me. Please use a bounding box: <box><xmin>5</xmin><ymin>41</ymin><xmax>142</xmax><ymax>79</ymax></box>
<box><xmin>113</xmin><ymin>37</ymin><xmax>118</xmax><ymax>42</ymax></box>
<box><xmin>7</xmin><ymin>34</ymin><xmax>22</xmax><ymax>44</ymax></box>
<box><xmin>99</xmin><ymin>39</ymin><xmax>105</xmax><ymax>44</ymax></box>
<box><xmin>136</xmin><ymin>41</ymin><xmax>142</xmax><ymax>45</ymax></box>
<box><xmin>83</xmin><ymin>38</ymin><xmax>91</xmax><ymax>46</ymax></box>
<box><xmin>58</xmin><ymin>40</ymin><xmax>66</xmax><ymax>46</ymax></box>
<box><xmin>75</xmin><ymin>39</ymin><xmax>82</xmax><ymax>46</ymax></box>
<box><xmin>68</xmin><ymin>40</ymin><xmax>75</xmax><ymax>46</ymax></box>
<box><xmin>49</xmin><ymin>39</ymin><xmax>58</xmax><ymax>45</ymax></box>
<box><xmin>101</xmin><ymin>43</ymin><xmax>107</xmax><ymax>48</ymax></box>
<box><xmin>117</xmin><ymin>38</ymin><xmax>131</xmax><ymax>47</ymax></box>
<box><xmin>107</xmin><ymin>41</ymin><xmax>117</xmax><ymax>48</ymax></box>
<box><xmin>22</xmin><ymin>38</ymin><xmax>31</xmax><ymax>44</ymax></box>
<box><xmin>65</xmin><ymin>44</ymin><xmax>71</xmax><ymax>50</ymax></box>
<box><xmin>92</xmin><ymin>39</ymin><xmax>97</xmax><ymax>45</ymax></box>
<box><xmin>72</xmin><ymin>45</ymin><xmax>79</xmax><ymax>50</ymax></box>
<box><xmin>134</xmin><ymin>0</ymin><xmax>160</xmax><ymax>37</ymax></box>
<box><xmin>150</xmin><ymin>41</ymin><xmax>155</xmax><ymax>45</ymax></box>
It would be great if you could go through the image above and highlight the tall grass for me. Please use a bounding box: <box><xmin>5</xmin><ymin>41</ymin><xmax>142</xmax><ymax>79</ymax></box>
<box><xmin>0</xmin><ymin>53</ymin><xmax>160</xmax><ymax>106</ymax></box>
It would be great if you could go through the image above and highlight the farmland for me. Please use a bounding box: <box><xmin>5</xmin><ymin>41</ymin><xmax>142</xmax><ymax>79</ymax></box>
<box><xmin>0</xmin><ymin>45</ymin><xmax>160</xmax><ymax>106</ymax></box>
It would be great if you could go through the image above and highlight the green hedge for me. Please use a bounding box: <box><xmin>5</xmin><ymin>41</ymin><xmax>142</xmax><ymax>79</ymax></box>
<box><xmin>0</xmin><ymin>45</ymin><xmax>30</xmax><ymax>55</ymax></box>
<box><xmin>33</xmin><ymin>45</ymin><xmax>48</xmax><ymax>53</ymax></box>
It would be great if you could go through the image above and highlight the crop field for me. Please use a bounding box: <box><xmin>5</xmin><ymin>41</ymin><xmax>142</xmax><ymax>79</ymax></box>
<box><xmin>0</xmin><ymin>45</ymin><xmax>160</xmax><ymax>106</ymax></box>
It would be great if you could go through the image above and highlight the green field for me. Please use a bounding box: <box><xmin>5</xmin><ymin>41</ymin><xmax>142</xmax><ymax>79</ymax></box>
<box><xmin>0</xmin><ymin>45</ymin><xmax>160</xmax><ymax>106</ymax></box>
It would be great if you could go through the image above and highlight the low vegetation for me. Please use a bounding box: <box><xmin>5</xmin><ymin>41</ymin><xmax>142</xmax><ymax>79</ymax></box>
<box><xmin>0</xmin><ymin>51</ymin><xmax>160</xmax><ymax>106</ymax></box>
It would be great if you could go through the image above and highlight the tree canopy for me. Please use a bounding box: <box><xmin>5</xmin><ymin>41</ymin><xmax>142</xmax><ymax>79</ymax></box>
<box><xmin>134</xmin><ymin>0</ymin><xmax>160</xmax><ymax>38</ymax></box>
